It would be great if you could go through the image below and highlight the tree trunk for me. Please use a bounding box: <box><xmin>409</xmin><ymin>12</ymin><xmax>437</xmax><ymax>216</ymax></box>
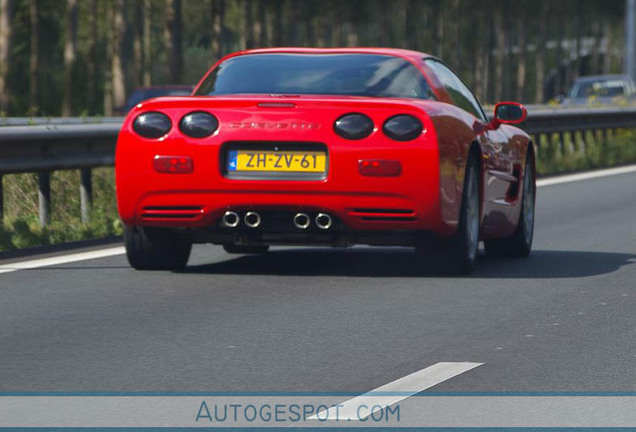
<box><xmin>29</xmin><ymin>0</ymin><xmax>38</xmax><ymax>114</ymax></box>
<box><xmin>257</xmin><ymin>0</ymin><xmax>267</xmax><ymax>48</ymax></box>
<box><xmin>111</xmin><ymin>0</ymin><xmax>126</xmax><ymax>112</ymax></box>
<box><xmin>62</xmin><ymin>0</ymin><xmax>77</xmax><ymax>116</ymax></box>
<box><xmin>331</xmin><ymin>0</ymin><xmax>342</xmax><ymax>47</ymax></box>
<box><xmin>86</xmin><ymin>0</ymin><xmax>97</xmax><ymax>113</ymax></box>
<box><xmin>273</xmin><ymin>0</ymin><xmax>282</xmax><ymax>46</ymax></box>
<box><xmin>378</xmin><ymin>0</ymin><xmax>391</xmax><ymax>47</ymax></box>
<box><xmin>474</xmin><ymin>10</ymin><xmax>485</xmax><ymax>101</ymax></box>
<box><xmin>404</xmin><ymin>0</ymin><xmax>418</xmax><ymax>50</ymax></box>
<box><xmin>554</xmin><ymin>9</ymin><xmax>565</xmax><ymax>97</ymax></box>
<box><xmin>103</xmin><ymin>1</ymin><xmax>113</xmax><ymax>115</ymax></box>
<box><xmin>0</xmin><ymin>0</ymin><xmax>11</xmax><ymax>114</ymax></box>
<box><xmin>590</xmin><ymin>20</ymin><xmax>600</xmax><ymax>76</ymax></box>
<box><xmin>602</xmin><ymin>17</ymin><xmax>612</xmax><ymax>74</ymax></box>
<box><xmin>165</xmin><ymin>0</ymin><xmax>182</xmax><ymax>83</ymax></box>
<box><xmin>572</xmin><ymin>6</ymin><xmax>582</xmax><ymax>81</ymax></box>
<box><xmin>244</xmin><ymin>0</ymin><xmax>254</xmax><ymax>49</ymax></box>
<box><xmin>515</xmin><ymin>15</ymin><xmax>526</xmax><ymax>102</ymax></box>
<box><xmin>315</xmin><ymin>1</ymin><xmax>327</xmax><ymax>47</ymax></box>
<box><xmin>534</xmin><ymin>1</ymin><xmax>548</xmax><ymax>103</ymax></box>
<box><xmin>142</xmin><ymin>0</ymin><xmax>152</xmax><ymax>86</ymax></box>
<box><xmin>133</xmin><ymin>0</ymin><xmax>143</xmax><ymax>87</ymax></box>
<box><xmin>493</xmin><ymin>9</ymin><xmax>504</xmax><ymax>102</ymax></box>
<box><xmin>288</xmin><ymin>1</ymin><xmax>299</xmax><ymax>46</ymax></box>
<box><xmin>345</xmin><ymin>4</ymin><xmax>357</xmax><ymax>48</ymax></box>
<box><xmin>434</xmin><ymin>3</ymin><xmax>443</xmax><ymax>57</ymax></box>
<box><xmin>449</xmin><ymin>0</ymin><xmax>460</xmax><ymax>70</ymax></box>
<box><xmin>211</xmin><ymin>0</ymin><xmax>225</xmax><ymax>62</ymax></box>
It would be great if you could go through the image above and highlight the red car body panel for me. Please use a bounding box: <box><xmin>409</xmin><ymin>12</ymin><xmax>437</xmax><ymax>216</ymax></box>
<box><xmin>116</xmin><ymin>48</ymin><xmax>531</xmax><ymax>245</ymax></box>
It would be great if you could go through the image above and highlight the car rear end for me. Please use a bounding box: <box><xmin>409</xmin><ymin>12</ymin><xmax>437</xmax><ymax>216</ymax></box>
<box><xmin>115</xmin><ymin>95</ymin><xmax>443</xmax><ymax>247</ymax></box>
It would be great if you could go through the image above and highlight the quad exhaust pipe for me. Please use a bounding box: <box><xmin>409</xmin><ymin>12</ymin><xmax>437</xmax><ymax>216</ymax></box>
<box><xmin>315</xmin><ymin>213</ymin><xmax>332</xmax><ymax>230</ymax></box>
<box><xmin>223</xmin><ymin>211</ymin><xmax>330</xmax><ymax>230</ymax></box>
<box><xmin>293</xmin><ymin>213</ymin><xmax>311</xmax><ymax>229</ymax></box>
<box><xmin>222</xmin><ymin>211</ymin><xmax>240</xmax><ymax>228</ymax></box>
<box><xmin>244</xmin><ymin>211</ymin><xmax>261</xmax><ymax>228</ymax></box>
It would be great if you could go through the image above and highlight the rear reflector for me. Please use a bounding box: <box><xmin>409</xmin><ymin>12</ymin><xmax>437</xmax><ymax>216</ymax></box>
<box><xmin>153</xmin><ymin>155</ymin><xmax>194</xmax><ymax>174</ymax></box>
<box><xmin>358</xmin><ymin>159</ymin><xmax>402</xmax><ymax>177</ymax></box>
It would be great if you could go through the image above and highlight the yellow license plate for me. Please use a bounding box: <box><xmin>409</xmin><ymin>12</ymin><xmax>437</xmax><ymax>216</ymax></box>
<box><xmin>228</xmin><ymin>150</ymin><xmax>327</xmax><ymax>173</ymax></box>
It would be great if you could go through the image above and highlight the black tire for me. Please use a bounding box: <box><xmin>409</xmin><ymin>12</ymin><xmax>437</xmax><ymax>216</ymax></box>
<box><xmin>484</xmin><ymin>152</ymin><xmax>535</xmax><ymax>258</ymax></box>
<box><xmin>447</xmin><ymin>151</ymin><xmax>482</xmax><ymax>274</ymax></box>
<box><xmin>223</xmin><ymin>244</ymin><xmax>270</xmax><ymax>254</ymax></box>
<box><xmin>124</xmin><ymin>226</ymin><xmax>192</xmax><ymax>270</ymax></box>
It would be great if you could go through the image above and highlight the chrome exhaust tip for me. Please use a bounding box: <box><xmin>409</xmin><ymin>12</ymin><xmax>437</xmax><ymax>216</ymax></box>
<box><xmin>244</xmin><ymin>211</ymin><xmax>261</xmax><ymax>228</ymax></box>
<box><xmin>222</xmin><ymin>211</ymin><xmax>240</xmax><ymax>228</ymax></box>
<box><xmin>293</xmin><ymin>213</ymin><xmax>311</xmax><ymax>229</ymax></box>
<box><xmin>315</xmin><ymin>213</ymin><xmax>332</xmax><ymax>230</ymax></box>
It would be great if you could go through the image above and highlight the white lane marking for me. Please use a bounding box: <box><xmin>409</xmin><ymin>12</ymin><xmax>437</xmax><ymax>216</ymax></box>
<box><xmin>309</xmin><ymin>362</ymin><xmax>483</xmax><ymax>421</ymax></box>
<box><xmin>0</xmin><ymin>246</ymin><xmax>125</xmax><ymax>275</ymax></box>
<box><xmin>537</xmin><ymin>164</ymin><xmax>636</xmax><ymax>187</ymax></box>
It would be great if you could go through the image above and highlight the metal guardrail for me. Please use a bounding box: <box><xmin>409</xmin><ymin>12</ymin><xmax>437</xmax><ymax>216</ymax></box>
<box><xmin>523</xmin><ymin>106</ymin><xmax>636</xmax><ymax>134</ymax></box>
<box><xmin>0</xmin><ymin>107</ymin><xmax>635</xmax><ymax>227</ymax></box>
<box><xmin>0</xmin><ymin>122</ymin><xmax>122</xmax><ymax>225</ymax></box>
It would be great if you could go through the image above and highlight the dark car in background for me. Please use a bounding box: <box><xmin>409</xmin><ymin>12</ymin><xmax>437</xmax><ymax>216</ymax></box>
<box><xmin>123</xmin><ymin>85</ymin><xmax>193</xmax><ymax>113</ymax></box>
<box><xmin>564</xmin><ymin>74</ymin><xmax>636</xmax><ymax>105</ymax></box>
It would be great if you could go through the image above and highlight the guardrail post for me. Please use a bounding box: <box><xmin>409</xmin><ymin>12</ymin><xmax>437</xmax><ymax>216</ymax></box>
<box><xmin>38</xmin><ymin>171</ymin><xmax>51</xmax><ymax>228</ymax></box>
<box><xmin>80</xmin><ymin>168</ymin><xmax>92</xmax><ymax>224</ymax></box>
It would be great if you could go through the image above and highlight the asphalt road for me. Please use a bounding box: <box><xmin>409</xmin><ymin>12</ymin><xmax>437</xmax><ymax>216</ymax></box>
<box><xmin>0</xmin><ymin>171</ymin><xmax>635</xmax><ymax>393</ymax></box>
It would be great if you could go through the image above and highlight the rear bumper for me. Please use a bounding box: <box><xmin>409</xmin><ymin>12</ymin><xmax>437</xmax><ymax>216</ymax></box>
<box><xmin>132</xmin><ymin>188</ymin><xmax>442</xmax><ymax>231</ymax></box>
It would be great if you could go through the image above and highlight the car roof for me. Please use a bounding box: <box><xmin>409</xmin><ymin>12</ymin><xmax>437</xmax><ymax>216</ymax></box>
<box><xmin>573</xmin><ymin>74</ymin><xmax>632</xmax><ymax>83</ymax></box>
<box><xmin>222</xmin><ymin>47</ymin><xmax>434</xmax><ymax>63</ymax></box>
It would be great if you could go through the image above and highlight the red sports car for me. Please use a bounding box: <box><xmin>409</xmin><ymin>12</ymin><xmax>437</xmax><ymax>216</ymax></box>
<box><xmin>115</xmin><ymin>48</ymin><xmax>535</xmax><ymax>274</ymax></box>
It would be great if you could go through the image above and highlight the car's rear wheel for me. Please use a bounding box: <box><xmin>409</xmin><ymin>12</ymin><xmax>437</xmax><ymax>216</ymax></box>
<box><xmin>484</xmin><ymin>152</ymin><xmax>535</xmax><ymax>258</ymax></box>
<box><xmin>448</xmin><ymin>151</ymin><xmax>481</xmax><ymax>274</ymax></box>
<box><xmin>223</xmin><ymin>244</ymin><xmax>270</xmax><ymax>254</ymax></box>
<box><xmin>417</xmin><ymin>151</ymin><xmax>481</xmax><ymax>274</ymax></box>
<box><xmin>124</xmin><ymin>226</ymin><xmax>192</xmax><ymax>270</ymax></box>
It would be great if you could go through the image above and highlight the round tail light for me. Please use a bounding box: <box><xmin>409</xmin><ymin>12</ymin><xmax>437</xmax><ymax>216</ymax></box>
<box><xmin>334</xmin><ymin>113</ymin><xmax>374</xmax><ymax>140</ymax></box>
<box><xmin>132</xmin><ymin>112</ymin><xmax>171</xmax><ymax>139</ymax></box>
<box><xmin>383</xmin><ymin>115</ymin><xmax>423</xmax><ymax>141</ymax></box>
<box><xmin>179</xmin><ymin>112</ymin><xmax>219</xmax><ymax>138</ymax></box>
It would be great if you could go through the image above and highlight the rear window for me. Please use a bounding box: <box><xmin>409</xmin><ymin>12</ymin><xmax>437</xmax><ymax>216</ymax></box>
<box><xmin>195</xmin><ymin>53</ymin><xmax>435</xmax><ymax>100</ymax></box>
<box><xmin>572</xmin><ymin>79</ymin><xmax>628</xmax><ymax>98</ymax></box>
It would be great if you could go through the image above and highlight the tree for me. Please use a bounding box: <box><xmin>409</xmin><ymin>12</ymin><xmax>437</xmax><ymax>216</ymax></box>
<box><xmin>111</xmin><ymin>0</ymin><xmax>126</xmax><ymax>113</ymax></box>
<box><xmin>165</xmin><ymin>0</ymin><xmax>182</xmax><ymax>83</ymax></box>
<box><xmin>29</xmin><ymin>0</ymin><xmax>38</xmax><ymax>114</ymax></box>
<box><xmin>256</xmin><ymin>0</ymin><xmax>266</xmax><ymax>47</ymax></box>
<box><xmin>378</xmin><ymin>0</ymin><xmax>391</xmax><ymax>47</ymax></box>
<box><xmin>133</xmin><ymin>0</ymin><xmax>143</xmax><ymax>87</ymax></box>
<box><xmin>103</xmin><ymin>1</ymin><xmax>113</xmax><ymax>115</ymax></box>
<box><xmin>62</xmin><ymin>0</ymin><xmax>77</xmax><ymax>116</ymax></box>
<box><xmin>143</xmin><ymin>0</ymin><xmax>152</xmax><ymax>86</ymax></box>
<box><xmin>534</xmin><ymin>2</ymin><xmax>548</xmax><ymax>103</ymax></box>
<box><xmin>86</xmin><ymin>0</ymin><xmax>97</xmax><ymax>113</ymax></box>
<box><xmin>516</xmin><ymin>12</ymin><xmax>527</xmax><ymax>102</ymax></box>
<box><xmin>493</xmin><ymin>7</ymin><xmax>505</xmax><ymax>102</ymax></box>
<box><xmin>0</xmin><ymin>0</ymin><xmax>11</xmax><ymax>113</ymax></box>
<box><xmin>211</xmin><ymin>0</ymin><xmax>225</xmax><ymax>62</ymax></box>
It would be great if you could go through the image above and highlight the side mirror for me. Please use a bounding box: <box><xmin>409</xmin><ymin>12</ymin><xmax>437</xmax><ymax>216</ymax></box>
<box><xmin>491</xmin><ymin>102</ymin><xmax>527</xmax><ymax>128</ymax></box>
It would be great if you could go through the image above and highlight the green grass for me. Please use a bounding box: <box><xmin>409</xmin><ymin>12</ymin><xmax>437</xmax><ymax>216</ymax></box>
<box><xmin>535</xmin><ymin>129</ymin><xmax>636</xmax><ymax>176</ymax></box>
<box><xmin>0</xmin><ymin>167</ymin><xmax>123</xmax><ymax>251</ymax></box>
<box><xmin>0</xmin><ymin>130</ymin><xmax>635</xmax><ymax>252</ymax></box>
